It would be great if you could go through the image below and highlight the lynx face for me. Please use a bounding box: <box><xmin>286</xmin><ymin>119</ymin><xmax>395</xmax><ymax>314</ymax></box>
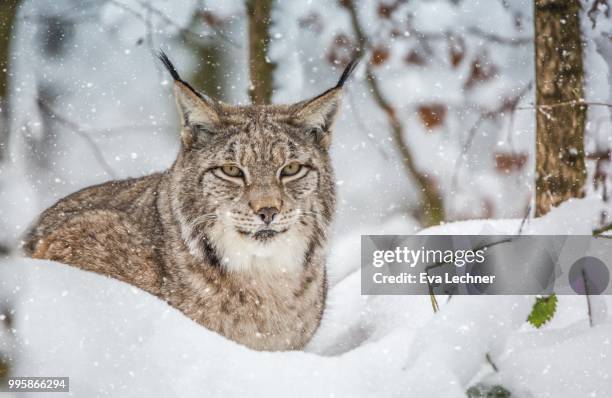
<box><xmin>204</xmin><ymin>121</ymin><xmax>326</xmax><ymax>242</ymax></box>
<box><xmin>171</xmin><ymin>108</ymin><xmax>335</xmax><ymax>272</ymax></box>
<box><xmin>160</xmin><ymin>53</ymin><xmax>357</xmax><ymax>272</ymax></box>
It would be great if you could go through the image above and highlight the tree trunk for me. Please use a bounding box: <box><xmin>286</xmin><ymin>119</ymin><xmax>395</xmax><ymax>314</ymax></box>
<box><xmin>534</xmin><ymin>0</ymin><xmax>587</xmax><ymax>216</ymax></box>
<box><xmin>0</xmin><ymin>0</ymin><xmax>20</xmax><ymax>161</ymax></box>
<box><xmin>246</xmin><ymin>0</ymin><xmax>275</xmax><ymax>105</ymax></box>
<box><xmin>184</xmin><ymin>12</ymin><xmax>227</xmax><ymax>102</ymax></box>
<box><xmin>189</xmin><ymin>43</ymin><xmax>226</xmax><ymax>101</ymax></box>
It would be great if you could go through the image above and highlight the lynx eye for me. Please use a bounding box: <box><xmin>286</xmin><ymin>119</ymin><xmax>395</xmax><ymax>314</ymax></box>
<box><xmin>220</xmin><ymin>164</ymin><xmax>244</xmax><ymax>178</ymax></box>
<box><xmin>192</xmin><ymin>124</ymin><xmax>211</xmax><ymax>135</ymax></box>
<box><xmin>281</xmin><ymin>162</ymin><xmax>302</xmax><ymax>177</ymax></box>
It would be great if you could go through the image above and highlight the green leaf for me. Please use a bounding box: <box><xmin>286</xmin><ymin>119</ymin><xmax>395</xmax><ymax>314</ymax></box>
<box><xmin>527</xmin><ymin>294</ymin><xmax>557</xmax><ymax>328</ymax></box>
<box><xmin>466</xmin><ymin>383</ymin><xmax>512</xmax><ymax>398</ymax></box>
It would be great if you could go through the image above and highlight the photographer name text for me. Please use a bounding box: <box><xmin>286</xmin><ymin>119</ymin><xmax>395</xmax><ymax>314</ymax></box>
<box><xmin>371</xmin><ymin>247</ymin><xmax>495</xmax><ymax>285</ymax></box>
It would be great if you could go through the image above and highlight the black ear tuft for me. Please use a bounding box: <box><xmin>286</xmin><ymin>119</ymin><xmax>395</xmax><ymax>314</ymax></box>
<box><xmin>158</xmin><ymin>50</ymin><xmax>181</xmax><ymax>81</ymax></box>
<box><xmin>335</xmin><ymin>55</ymin><xmax>361</xmax><ymax>89</ymax></box>
<box><xmin>158</xmin><ymin>50</ymin><xmax>212</xmax><ymax>104</ymax></box>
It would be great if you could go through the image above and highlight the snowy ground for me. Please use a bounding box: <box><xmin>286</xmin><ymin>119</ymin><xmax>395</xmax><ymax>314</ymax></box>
<box><xmin>0</xmin><ymin>1</ymin><xmax>611</xmax><ymax>395</ymax></box>
<box><xmin>0</xmin><ymin>198</ymin><xmax>610</xmax><ymax>398</ymax></box>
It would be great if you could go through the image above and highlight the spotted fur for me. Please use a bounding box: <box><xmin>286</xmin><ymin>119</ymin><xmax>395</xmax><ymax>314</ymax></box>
<box><xmin>23</xmin><ymin>54</ymin><xmax>358</xmax><ymax>351</ymax></box>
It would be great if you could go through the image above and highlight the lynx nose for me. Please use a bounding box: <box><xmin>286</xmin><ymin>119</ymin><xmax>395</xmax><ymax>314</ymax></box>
<box><xmin>256</xmin><ymin>207</ymin><xmax>279</xmax><ymax>225</ymax></box>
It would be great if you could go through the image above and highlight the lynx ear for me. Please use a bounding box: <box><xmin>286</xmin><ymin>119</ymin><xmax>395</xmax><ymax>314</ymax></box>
<box><xmin>293</xmin><ymin>57</ymin><xmax>360</xmax><ymax>148</ymax></box>
<box><xmin>293</xmin><ymin>89</ymin><xmax>343</xmax><ymax>131</ymax></box>
<box><xmin>158</xmin><ymin>51</ymin><xmax>220</xmax><ymax>147</ymax></box>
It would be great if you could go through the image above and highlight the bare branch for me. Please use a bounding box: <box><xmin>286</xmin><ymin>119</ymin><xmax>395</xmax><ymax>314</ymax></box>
<box><xmin>424</xmin><ymin>237</ymin><xmax>514</xmax><ymax>272</ymax></box>
<box><xmin>403</xmin><ymin>26</ymin><xmax>530</xmax><ymax>47</ymax></box>
<box><xmin>593</xmin><ymin>222</ymin><xmax>612</xmax><ymax>236</ymax></box>
<box><xmin>428</xmin><ymin>281</ymin><xmax>440</xmax><ymax>313</ymax></box>
<box><xmin>465</xmin><ymin>26</ymin><xmax>531</xmax><ymax>45</ymax></box>
<box><xmin>587</xmin><ymin>0</ymin><xmax>610</xmax><ymax>28</ymax></box>
<box><xmin>343</xmin><ymin>0</ymin><xmax>444</xmax><ymax>227</ymax></box>
<box><xmin>486</xmin><ymin>352</ymin><xmax>499</xmax><ymax>372</ymax></box>
<box><xmin>451</xmin><ymin>82</ymin><xmax>533</xmax><ymax>193</ymax></box>
<box><xmin>107</xmin><ymin>0</ymin><xmax>239</xmax><ymax>49</ymax></box>
<box><xmin>421</xmin><ymin>237</ymin><xmax>514</xmax><ymax>312</ymax></box>
<box><xmin>582</xmin><ymin>268</ymin><xmax>593</xmax><ymax>327</ymax></box>
<box><xmin>517</xmin><ymin>99</ymin><xmax>612</xmax><ymax>111</ymax></box>
<box><xmin>517</xmin><ymin>203</ymin><xmax>532</xmax><ymax>235</ymax></box>
<box><xmin>135</xmin><ymin>0</ymin><xmax>239</xmax><ymax>48</ymax></box>
<box><xmin>36</xmin><ymin>99</ymin><xmax>117</xmax><ymax>178</ymax></box>
<box><xmin>346</xmin><ymin>89</ymin><xmax>390</xmax><ymax>160</ymax></box>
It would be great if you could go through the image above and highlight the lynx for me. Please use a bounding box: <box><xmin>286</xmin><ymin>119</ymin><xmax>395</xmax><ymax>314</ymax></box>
<box><xmin>23</xmin><ymin>52</ymin><xmax>358</xmax><ymax>351</ymax></box>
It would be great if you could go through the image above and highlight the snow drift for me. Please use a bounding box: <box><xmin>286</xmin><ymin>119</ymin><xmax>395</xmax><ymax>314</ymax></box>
<box><xmin>1</xmin><ymin>198</ymin><xmax>610</xmax><ymax>397</ymax></box>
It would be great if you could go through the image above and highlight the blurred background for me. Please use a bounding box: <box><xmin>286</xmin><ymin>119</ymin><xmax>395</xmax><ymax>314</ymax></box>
<box><xmin>0</xmin><ymin>0</ymin><xmax>610</xmax><ymax>250</ymax></box>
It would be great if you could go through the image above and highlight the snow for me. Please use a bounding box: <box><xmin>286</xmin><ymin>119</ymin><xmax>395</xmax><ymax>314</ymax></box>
<box><xmin>1</xmin><ymin>199</ymin><xmax>611</xmax><ymax>397</ymax></box>
<box><xmin>424</xmin><ymin>197</ymin><xmax>609</xmax><ymax>236</ymax></box>
<box><xmin>1</xmin><ymin>0</ymin><xmax>611</xmax><ymax>396</ymax></box>
<box><xmin>0</xmin><ymin>260</ymin><xmax>527</xmax><ymax>397</ymax></box>
<box><xmin>481</xmin><ymin>324</ymin><xmax>612</xmax><ymax>397</ymax></box>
